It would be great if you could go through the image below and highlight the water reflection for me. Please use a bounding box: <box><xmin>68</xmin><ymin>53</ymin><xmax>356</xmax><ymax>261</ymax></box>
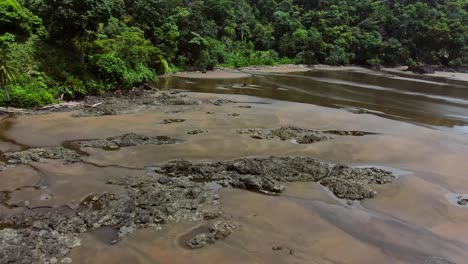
<box><xmin>156</xmin><ymin>70</ymin><xmax>468</xmax><ymax>132</ymax></box>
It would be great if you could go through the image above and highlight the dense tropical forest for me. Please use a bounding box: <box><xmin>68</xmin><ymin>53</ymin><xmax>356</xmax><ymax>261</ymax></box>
<box><xmin>0</xmin><ymin>0</ymin><xmax>467</xmax><ymax>107</ymax></box>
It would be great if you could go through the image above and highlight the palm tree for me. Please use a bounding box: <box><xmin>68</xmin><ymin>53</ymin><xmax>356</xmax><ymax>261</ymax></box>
<box><xmin>0</xmin><ymin>60</ymin><xmax>16</xmax><ymax>102</ymax></box>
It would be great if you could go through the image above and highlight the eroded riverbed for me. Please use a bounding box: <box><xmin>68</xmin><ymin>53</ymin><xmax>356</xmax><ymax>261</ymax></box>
<box><xmin>1</xmin><ymin>68</ymin><xmax>468</xmax><ymax>264</ymax></box>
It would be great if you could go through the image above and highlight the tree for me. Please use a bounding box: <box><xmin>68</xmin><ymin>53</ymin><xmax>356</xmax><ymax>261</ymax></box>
<box><xmin>88</xmin><ymin>20</ymin><xmax>160</xmax><ymax>87</ymax></box>
<box><xmin>40</xmin><ymin>0</ymin><xmax>115</xmax><ymax>63</ymax></box>
<box><xmin>0</xmin><ymin>0</ymin><xmax>45</xmax><ymax>36</ymax></box>
<box><xmin>0</xmin><ymin>60</ymin><xmax>16</xmax><ymax>102</ymax></box>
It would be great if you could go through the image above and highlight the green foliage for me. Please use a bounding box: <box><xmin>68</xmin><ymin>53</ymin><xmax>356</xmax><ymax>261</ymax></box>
<box><xmin>59</xmin><ymin>76</ymin><xmax>87</xmax><ymax>100</ymax></box>
<box><xmin>0</xmin><ymin>74</ymin><xmax>56</xmax><ymax>108</ymax></box>
<box><xmin>88</xmin><ymin>21</ymin><xmax>158</xmax><ymax>88</ymax></box>
<box><xmin>39</xmin><ymin>0</ymin><xmax>114</xmax><ymax>41</ymax></box>
<box><xmin>325</xmin><ymin>45</ymin><xmax>352</xmax><ymax>65</ymax></box>
<box><xmin>0</xmin><ymin>0</ymin><xmax>46</xmax><ymax>36</ymax></box>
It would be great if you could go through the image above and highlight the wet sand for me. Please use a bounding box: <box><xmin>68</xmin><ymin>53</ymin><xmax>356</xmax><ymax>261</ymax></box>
<box><xmin>1</xmin><ymin>70</ymin><xmax>468</xmax><ymax>264</ymax></box>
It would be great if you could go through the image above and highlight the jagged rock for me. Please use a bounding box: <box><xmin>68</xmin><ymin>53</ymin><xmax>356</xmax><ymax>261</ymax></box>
<box><xmin>186</xmin><ymin>221</ymin><xmax>236</xmax><ymax>249</ymax></box>
<box><xmin>213</xmin><ymin>99</ymin><xmax>235</xmax><ymax>106</ymax></box>
<box><xmin>161</xmin><ymin>119</ymin><xmax>186</xmax><ymax>124</ymax></box>
<box><xmin>72</xmin><ymin>133</ymin><xmax>178</xmax><ymax>149</ymax></box>
<box><xmin>187</xmin><ymin>129</ymin><xmax>208</xmax><ymax>135</ymax></box>
<box><xmin>238</xmin><ymin>126</ymin><xmax>378</xmax><ymax>144</ymax></box>
<box><xmin>4</xmin><ymin>147</ymin><xmax>81</xmax><ymax>165</ymax></box>
<box><xmin>156</xmin><ymin>157</ymin><xmax>394</xmax><ymax>199</ymax></box>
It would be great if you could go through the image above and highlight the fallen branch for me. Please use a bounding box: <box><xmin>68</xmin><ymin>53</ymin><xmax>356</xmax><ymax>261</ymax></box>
<box><xmin>39</xmin><ymin>102</ymin><xmax>82</xmax><ymax>110</ymax></box>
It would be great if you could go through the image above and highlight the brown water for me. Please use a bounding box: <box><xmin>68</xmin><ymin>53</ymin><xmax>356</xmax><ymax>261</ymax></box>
<box><xmin>158</xmin><ymin>69</ymin><xmax>468</xmax><ymax>133</ymax></box>
<box><xmin>1</xmin><ymin>69</ymin><xmax>468</xmax><ymax>264</ymax></box>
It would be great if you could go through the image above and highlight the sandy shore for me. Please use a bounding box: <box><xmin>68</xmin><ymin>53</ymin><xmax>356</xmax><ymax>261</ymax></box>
<box><xmin>173</xmin><ymin>70</ymin><xmax>251</xmax><ymax>79</ymax></box>
<box><xmin>171</xmin><ymin>65</ymin><xmax>311</xmax><ymax>79</ymax></box>
<box><xmin>383</xmin><ymin>66</ymin><xmax>468</xmax><ymax>82</ymax></box>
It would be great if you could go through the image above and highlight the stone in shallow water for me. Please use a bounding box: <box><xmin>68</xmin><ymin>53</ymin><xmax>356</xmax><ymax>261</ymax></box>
<box><xmin>156</xmin><ymin>157</ymin><xmax>395</xmax><ymax>199</ymax></box>
<box><xmin>72</xmin><ymin>133</ymin><xmax>178</xmax><ymax>149</ymax></box>
<box><xmin>161</xmin><ymin>119</ymin><xmax>186</xmax><ymax>124</ymax></box>
<box><xmin>296</xmin><ymin>133</ymin><xmax>331</xmax><ymax>144</ymax></box>
<box><xmin>187</xmin><ymin>129</ymin><xmax>208</xmax><ymax>135</ymax></box>
<box><xmin>213</xmin><ymin>99</ymin><xmax>235</xmax><ymax>106</ymax></box>
<box><xmin>4</xmin><ymin>147</ymin><xmax>81</xmax><ymax>165</ymax></box>
<box><xmin>185</xmin><ymin>221</ymin><xmax>236</xmax><ymax>249</ymax></box>
<box><xmin>0</xmin><ymin>157</ymin><xmax>396</xmax><ymax>262</ymax></box>
<box><xmin>237</xmin><ymin>126</ymin><xmax>379</xmax><ymax>145</ymax></box>
<box><xmin>0</xmin><ymin>176</ymin><xmax>219</xmax><ymax>263</ymax></box>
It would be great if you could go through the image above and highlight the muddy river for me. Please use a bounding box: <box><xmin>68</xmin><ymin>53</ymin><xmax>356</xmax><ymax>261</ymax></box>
<box><xmin>1</xmin><ymin>67</ymin><xmax>468</xmax><ymax>264</ymax></box>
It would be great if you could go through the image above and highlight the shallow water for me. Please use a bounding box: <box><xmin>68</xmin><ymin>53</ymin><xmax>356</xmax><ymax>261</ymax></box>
<box><xmin>1</xmin><ymin>70</ymin><xmax>468</xmax><ymax>264</ymax></box>
<box><xmin>158</xmin><ymin>69</ymin><xmax>468</xmax><ymax>133</ymax></box>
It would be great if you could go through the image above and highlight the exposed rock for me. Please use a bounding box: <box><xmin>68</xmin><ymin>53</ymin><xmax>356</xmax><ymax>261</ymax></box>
<box><xmin>201</xmin><ymin>209</ymin><xmax>222</xmax><ymax>220</ymax></box>
<box><xmin>4</xmin><ymin>147</ymin><xmax>81</xmax><ymax>165</ymax></box>
<box><xmin>72</xmin><ymin>91</ymin><xmax>199</xmax><ymax>117</ymax></box>
<box><xmin>296</xmin><ymin>133</ymin><xmax>331</xmax><ymax>144</ymax></box>
<box><xmin>213</xmin><ymin>99</ymin><xmax>235</xmax><ymax>106</ymax></box>
<box><xmin>323</xmin><ymin>130</ymin><xmax>378</xmax><ymax>136</ymax></box>
<box><xmin>457</xmin><ymin>199</ymin><xmax>468</xmax><ymax>206</ymax></box>
<box><xmin>320</xmin><ymin>164</ymin><xmax>394</xmax><ymax>200</ymax></box>
<box><xmin>161</xmin><ymin>119</ymin><xmax>186</xmax><ymax>124</ymax></box>
<box><xmin>0</xmin><ymin>157</ymin><xmax>395</xmax><ymax>262</ymax></box>
<box><xmin>234</xmin><ymin>105</ymin><xmax>252</xmax><ymax>109</ymax></box>
<box><xmin>61</xmin><ymin>257</ymin><xmax>73</xmax><ymax>264</ymax></box>
<box><xmin>237</xmin><ymin>129</ymin><xmax>273</xmax><ymax>140</ymax></box>
<box><xmin>0</xmin><ymin>191</ymin><xmax>10</xmax><ymax>203</ymax></box>
<box><xmin>0</xmin><ymin>162</ymin><xmax>7</xmax><ymax>171</ymax></box>
<box><xmin>185</xmin><ymin>221</ymin><xmax>236</xmax><ymax>249</ymax></box>
<box><xmin>187</xmin><ymin>129</ymin><xmax>208</xmax><ymax>135</ymax></box>
<box><xmin>228</xmin><ymin>113</ymin><xmax>240</xmax><ymax>117</ymax></box>
<box><xmin>0</xmin><ymin>176</ymin><xmax>220</xmax><ymax>263</ymax></box>
<box><xmin>72</xmin><ymin>133</ymin><xmax>178</xmax><ymax>149</ymax></box>
<box><xmin>156</xmin><ymin>93</ymin><xmax>200</xmax><ymax>106</ymax></box>
<box><xmin>155</xmin><ymin>157</ymin><xmax>394</xmax><ymax>198</ymax></box>
<box><xmin>270</xmin><ymin>126</ymin><xmax>313</xmax><ymax>141</ymax></box>
<box><xmin>238</xmin><ymin>126</ymin><xmax>378</xmax><ymax>144</ymax></box>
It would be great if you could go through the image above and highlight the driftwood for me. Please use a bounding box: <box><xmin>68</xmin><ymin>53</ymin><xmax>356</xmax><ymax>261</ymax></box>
<box><xmin>0</xmin><ymin>101</ymin><xmax>104</xmax><ymax>115</ymax></box>
<box><xmin>39</xmin><ymin>102</ymin><xmax>83</xmax><ymax>110</ymax></box>
<box><xmin>0</xmin><ymin>106</ymin><xmax>29</xmax><ymax>115</ymax></box>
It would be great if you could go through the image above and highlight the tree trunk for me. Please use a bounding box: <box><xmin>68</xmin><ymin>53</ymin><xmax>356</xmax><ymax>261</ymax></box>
<box><xmin>80</xmin><ymin>34</ymin><xmax>85</xmax><ymax>64</ymax></box>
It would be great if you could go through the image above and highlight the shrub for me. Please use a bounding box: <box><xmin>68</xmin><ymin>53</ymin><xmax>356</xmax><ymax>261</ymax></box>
<box><xmin>325</xmin><ymin>45</ymin><xmax>352</xmax><ymax>65</ymax></box>
<box><xmin>59</xmin><ymin>76</ymin><xmax>87</xmax><ymax>100</ymax></box>
<box><xmin>0</xmin><ymin>78</ymin><xmax>56</xmax><ymax>108</ymax></box>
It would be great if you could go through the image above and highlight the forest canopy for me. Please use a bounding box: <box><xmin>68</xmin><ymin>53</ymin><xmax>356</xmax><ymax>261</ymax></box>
<box><xmin>0</xmin><ymin>0</ymin><xmax>467</xmax><ymax>107</ymax></box>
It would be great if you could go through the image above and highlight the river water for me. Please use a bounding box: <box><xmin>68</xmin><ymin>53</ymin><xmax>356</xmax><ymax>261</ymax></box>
<box><xmin>1</xmin><ymin>68</ymin><xmax>468</xmax><ymax>264</ymax></box>
<box><xmin>159</xmin><ymin>69</ymin><xmax>468</xmax><ymax>134</ymax></box>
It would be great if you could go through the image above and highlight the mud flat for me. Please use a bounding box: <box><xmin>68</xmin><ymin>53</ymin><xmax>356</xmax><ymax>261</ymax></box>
<box><xmin>1</xmin><ymin>75</ymin><xmax>468</xmax><ymax>264</ymax></box>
